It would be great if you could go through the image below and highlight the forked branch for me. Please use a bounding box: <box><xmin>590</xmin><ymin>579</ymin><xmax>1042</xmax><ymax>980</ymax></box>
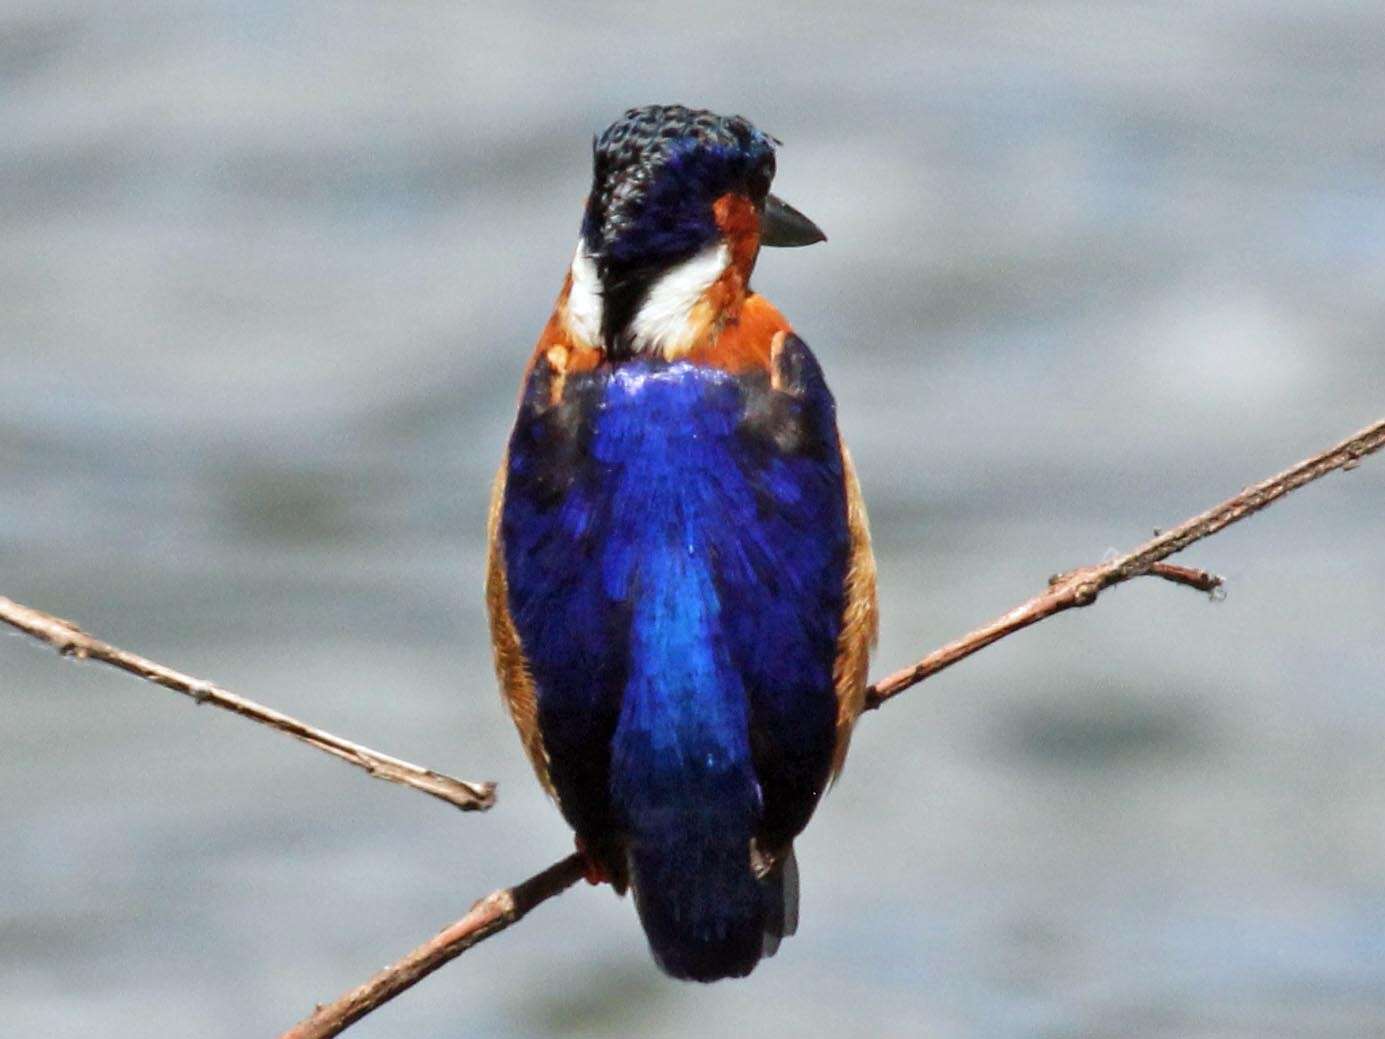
<box><xmin>866</xmin><ymin>417</ymin><xmax>1385</xmax><ymax>707</ymax></box>
<box><xmin>279</xmin><ymin>415</ymin><xmax>1385</xmax><ymax>1038</ymax></box>
<box><xmin>2</xmin><ymin>420</ymin><xmax>1381</xmax><ymax>1035</ymax></box>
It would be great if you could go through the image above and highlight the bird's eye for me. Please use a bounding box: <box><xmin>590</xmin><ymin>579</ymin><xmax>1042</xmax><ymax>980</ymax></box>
<box><xmin>747</xmin><ymin>157</ymin><xmax>774</xmax><ymax>203</ymax></box>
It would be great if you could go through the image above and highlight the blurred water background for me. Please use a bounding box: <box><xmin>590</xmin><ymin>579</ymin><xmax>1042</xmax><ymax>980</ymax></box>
<box><xmin>2</xmin><ymin>3</ymin><xmax>1383</xmax><ymax>1036</ymax></box>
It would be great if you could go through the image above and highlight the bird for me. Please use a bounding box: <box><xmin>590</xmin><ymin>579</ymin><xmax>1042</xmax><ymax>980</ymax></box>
<box><xmin>485</xmin><ymin>104</ymin><xmax>877</xmax><ymax>982</ymax></box>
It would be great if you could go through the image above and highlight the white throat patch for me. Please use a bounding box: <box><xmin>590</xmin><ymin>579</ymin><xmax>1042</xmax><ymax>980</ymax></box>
<box><xmin>565</xmin><ymin>242</ymin><xmax>603</xmax><ymax>348</ymax></box>
<box><xmin>628</xmin><ymin>242</ymin><xmax>730</xmax><ymax>357</ymax></box>
<box><xmin>564</xmin><ymin>238</ymin><xmax>731</xmax><ymax>356</ymax></box>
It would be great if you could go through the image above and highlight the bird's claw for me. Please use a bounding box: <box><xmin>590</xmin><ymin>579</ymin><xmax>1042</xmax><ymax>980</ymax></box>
<box><xmin>574</xmin><ymin>836</ymin><xmax>611</xmax><ymax>886</ymax></box>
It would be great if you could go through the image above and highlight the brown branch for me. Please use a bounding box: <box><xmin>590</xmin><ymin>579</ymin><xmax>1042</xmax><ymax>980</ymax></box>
<box><xmin>865</xmin><ymin>416</ymin><xmax>1385</xmax><ymax>708</ymax></box>
<box><xmin>279</xmin><ymin>854</ymin><xmax>585</xmax><ymax>1039</ymax></box>
<box><xmin>0</xmin><ymin>596</ymin><xmax>496</xmax><ymax>812</ymax></box>
<box><xmin>279</xmin><ymin>415</ymin><xmax>1383</xmax><ymax>1037</ymax></box>
<box><xmin>1145</xmin><ymin>561</ymin><xmax>1224</xmax><ymax>594</ymax></box>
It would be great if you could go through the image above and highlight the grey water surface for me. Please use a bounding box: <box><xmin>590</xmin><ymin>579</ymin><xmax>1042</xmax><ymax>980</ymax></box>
<box><xmin>2</xmin><ymin>3</ymin><xmax>1384</xmax><ymax>1036</ymax></box>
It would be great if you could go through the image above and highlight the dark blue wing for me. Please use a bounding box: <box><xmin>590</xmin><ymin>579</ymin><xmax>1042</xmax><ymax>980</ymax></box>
<box><xmin>500</xmin><ymin>339</ymin><xmax>850</xmax><ymax>859</ymax></box>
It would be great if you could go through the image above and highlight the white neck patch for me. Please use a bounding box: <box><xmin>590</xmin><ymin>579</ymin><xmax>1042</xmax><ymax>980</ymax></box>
<box><xmin>628</xmin><ymin>242</ymin><xmax>730</xmax><ymax>357</ymax></box>
<box><xmin>564</xmin><ymin>241</ymin><xmax>603</xmax><ymax>347</ymax></box>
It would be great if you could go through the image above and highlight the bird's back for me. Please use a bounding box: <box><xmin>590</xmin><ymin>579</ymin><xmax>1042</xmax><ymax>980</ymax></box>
<box><xmin>494</xmin><ymin>339</ymin><xmax>856</xmax><ymax>978</ymax></box>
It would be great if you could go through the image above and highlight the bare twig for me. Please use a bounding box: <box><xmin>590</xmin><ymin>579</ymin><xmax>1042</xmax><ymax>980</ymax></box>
<box><xmin>279</xmin><ymin>854</ymin><xmax>585</xmax><ymax>1039</ymax></box>
<box><xmin>865</xmin><ymin>416</ymin><xmax>1385</xmax><ymax>709</ymax></box>
<box><xmin>1146</xmin><ymin>561</ymin><xmax>1224</xmax><ymax>594</ymax></box>
<box><xmin>0</xmin><ymin>596</ymin><xmax>496</xmax><ymax>812</ymax></box>
<box><xmin>281</xmin><ymin>416</ymin><xmax>1383</xmax><ymax>1036</ymax></box>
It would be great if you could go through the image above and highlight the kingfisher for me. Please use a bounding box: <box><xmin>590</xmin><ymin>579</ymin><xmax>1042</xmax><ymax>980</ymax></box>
<box><xmin>485</xmin><ymin>104</ymin><xmax>877</xmax><ymax>982</ymax></box>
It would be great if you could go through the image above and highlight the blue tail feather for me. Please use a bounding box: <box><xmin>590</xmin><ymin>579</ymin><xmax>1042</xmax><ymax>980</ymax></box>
<box><xmin>609</xmin><ymin>515</ymin><xmax>774</xmax><ymax>981</ymax></box>
<box><xmin>626</xmin><ymin>804</ymin><xmax>765</xmax><ymax>981</ymax></box>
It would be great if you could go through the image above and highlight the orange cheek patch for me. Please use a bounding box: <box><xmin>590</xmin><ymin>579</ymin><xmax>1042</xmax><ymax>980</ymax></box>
<box><xmin>694</xmin><ymin>192</ymin><xmax>790</xmax><ymax>372</ymax></box>
<box><xmin>712</xmin><ymin>193</ymin><xmax>762</xmax><ymax>275</ymax></box>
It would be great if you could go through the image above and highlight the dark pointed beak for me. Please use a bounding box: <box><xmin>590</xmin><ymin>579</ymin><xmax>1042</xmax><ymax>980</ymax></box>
<box><xmin>760</xmin><ymin>193</ymin><xmax>827</xmax><ymax>247</ymax></box>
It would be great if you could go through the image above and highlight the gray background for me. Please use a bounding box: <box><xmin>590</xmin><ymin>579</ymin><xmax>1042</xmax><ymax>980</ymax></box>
<box><xmin>2</xmin><ymin>2</ymin><xmax>1383</xmax><ymax>1036</ymax></box>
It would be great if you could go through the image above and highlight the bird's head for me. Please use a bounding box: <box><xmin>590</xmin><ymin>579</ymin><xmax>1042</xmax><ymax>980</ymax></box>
<box><xmin>564</xmin><ymin>104</ymin><xmax>824</xmax><ymax>358</ymax></box>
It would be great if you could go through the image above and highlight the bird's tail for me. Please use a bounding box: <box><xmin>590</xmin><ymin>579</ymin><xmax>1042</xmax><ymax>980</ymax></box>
<box><xmin>623</xmin><ymin>798</ymin><xmax>799</xmax><ymax>981</ymax></box>
<box><xmin>625</xmin><ymin>792</ymin><xmax>768</xmax><ymax>981</ymax></box>
<box><xmin>610</xmin><ymin>541</ymin><xmax>791</xmax><ymax>981</ymax></box>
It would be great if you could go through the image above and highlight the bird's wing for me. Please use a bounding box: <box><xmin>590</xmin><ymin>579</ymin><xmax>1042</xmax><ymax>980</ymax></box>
<box><xmin>484</xmin><ymin>457</ymin><xmax>553</xmax><ymax>796</ymax></box>
<box><xmin>829</xmin><ymin>440</ymin><xmax>878</xmax><ymax>779</ymax></box>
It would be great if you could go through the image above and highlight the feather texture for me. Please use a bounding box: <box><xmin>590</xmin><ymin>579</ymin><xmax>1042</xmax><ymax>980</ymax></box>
<box><xmin>489</xmin><ymin>335</ymin><xmax>867</xmax><ymax>978</ymax></box>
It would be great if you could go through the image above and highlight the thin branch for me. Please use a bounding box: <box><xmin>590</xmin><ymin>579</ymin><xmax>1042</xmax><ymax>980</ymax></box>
<box><xmin>865</xmin><ymin>416</ymin><xmax>1385</xmax><ymax>708</ymax></box>
<box><xmin>1145</xmin><ymin>561</ymin><xmax>1224</xmax><ymax>594</ymax></box>
<box><xmin>0</xmin><ymin>596</ymin><xmax>496</xmax><ymax>812</ymax></box>
<box><xmin>281</xmin><ymin>415</ymin><xmax>1383</xmax><ymax>1037</ymax></box>
<box><xmin>280</xmin><ymin>854</ymin><xmax>585</xmax><ymax>1039</ymax></box>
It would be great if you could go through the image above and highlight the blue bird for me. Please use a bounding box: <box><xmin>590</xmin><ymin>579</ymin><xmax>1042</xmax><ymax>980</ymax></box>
<box><xmin>486</xmin><ymin>105</ymin><xmax>877</xmax><ymax>982</ymax></box>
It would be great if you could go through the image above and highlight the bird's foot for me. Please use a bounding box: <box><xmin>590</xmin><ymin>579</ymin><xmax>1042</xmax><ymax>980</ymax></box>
<box><xmin>574</xmin><ymin>836</ymin><xmax>610</xmax><ymax>886</ymax></box>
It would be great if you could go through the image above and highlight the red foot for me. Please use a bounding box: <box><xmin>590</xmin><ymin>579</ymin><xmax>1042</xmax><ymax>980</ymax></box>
<box><xmin>574</xmin><ymin>836</ymin><xmax>611</xmax><ymax>886</ymax></box>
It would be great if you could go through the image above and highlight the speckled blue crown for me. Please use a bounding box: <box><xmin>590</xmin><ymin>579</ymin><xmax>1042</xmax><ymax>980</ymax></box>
<box><xmin>582</xmin><ymin>105</ymin><xmax>778</xmax><ymax>268</ymax></box>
